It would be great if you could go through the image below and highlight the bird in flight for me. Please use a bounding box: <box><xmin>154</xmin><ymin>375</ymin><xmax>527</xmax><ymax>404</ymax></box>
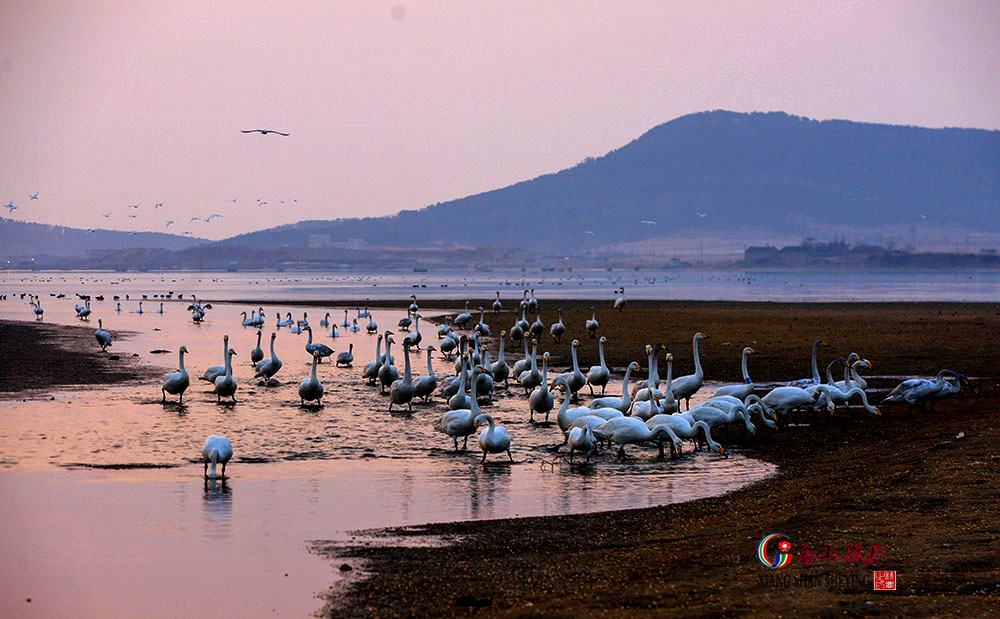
<box><xmin>29</xmin><ymin>192</ymin><xmax>38</xmax><ymax>200</ymax></box>
<box><xmin>182</xmin><ymin>231</ymin><xmax>193</xmax><ymax>236</ymax></box>
<box><xmin>102</xmin><ymin>212</ymin><xmax>111</xmax><ymax>218</ymax></box>
<box><xmin>241</xmin><ymin>129</ymin><xmax>290</xmax><ymax>136</ymax></box>
<box><xmin>128</xmin><ymin>231</ymin><xmax>138</xmax><ymax>235</ymax></box>
<box><xmin>696</xmin><ymin>212</ymin><xmax>708</xmax><ymax>218</ymax></box>
<box><xmin>85</xmin><ymin>228</ymin><xmax>96</xmax><ymax>234</ymax></box>
<box><xmin>205</xmin><ymin>213</ymin><xmax>223</xmax><ymax>222</ymax></box>
<box><xmin>190</xmin><ymin>216</ymin><xmax>201</xmax><ymax>223</ymax></box>
<box><xmin>155</xmin><ymin>202</ymin><xmax>164</xmax><ymax>209</ymax></box>
<box><xmin>165</xmin><ymin>220</ymin><xmax>175</xmax><ymax>228</ymax></box>
<box><xmin>129</xmin><ymin>203</ymin><xmax>140</xmax><ymax>209</ymax></box>
<box><xmin>4</xmin><ymin>201</ymin><xmax>15</xmax><ymax>213</ymax></box>
<box><xmin>641</xmin><ymin>220</ymin><xmax>657</xmax><ymax>226</ymax></box>
<box><xmin>128</xmin><ymin>214</ymin><xmax>137</xmax><ymax>219</ymax></box>
<box><xmin>918</xmin><ymin>214</ymin><xmax>927</xmax><ymax>220</ymax></box>
<box><xmin>231</xmin><ymin>197</ymin><xmax>238</xmax><ymax>203</ymax></box>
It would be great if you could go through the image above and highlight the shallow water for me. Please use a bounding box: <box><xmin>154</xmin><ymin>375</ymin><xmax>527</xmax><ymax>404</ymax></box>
<box><xmin>0</xmin><ymin>291</ymin><xmax>776</xmax><ymax>617</ymax></box>
<box><xmin>4</xmin><ymin>267</ymin><xmax>1000</xmax><ymax>303</ymax></box>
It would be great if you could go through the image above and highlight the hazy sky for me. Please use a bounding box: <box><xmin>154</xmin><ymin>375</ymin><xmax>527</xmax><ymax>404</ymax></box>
<box><xmin>1</xmin><ymin>1</ymin><xmax>998</xmax><ymax>239</ymax></box>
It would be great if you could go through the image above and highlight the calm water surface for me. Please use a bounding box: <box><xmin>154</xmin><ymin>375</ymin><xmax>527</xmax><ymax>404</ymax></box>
<box><xmin>0</xmin><ymin>276</ymin><xmax>788</xmax><ymax>617</ymax></box>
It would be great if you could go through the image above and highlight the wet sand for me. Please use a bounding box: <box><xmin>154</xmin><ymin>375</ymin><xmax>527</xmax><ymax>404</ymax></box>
<box><xmin>0</xmin><ymin>319</ymin><xmax>160</xmax><ymax>395</ymax></box>
<box><xmin>310</xmin><ymin>302</ymin><xmax>1000</xmax><ymax>617</ymax></box>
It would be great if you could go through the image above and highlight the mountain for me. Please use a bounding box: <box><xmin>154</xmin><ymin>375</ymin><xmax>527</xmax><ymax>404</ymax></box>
<box><xmin>0</xmin><ymin>218</ymin><xmax>207</xmax><ymax>259</ymax></box>
<box><xmin>217</xmin><ymin>110</ymin><xmax>1000</xmax><ymax>251</ymax></box>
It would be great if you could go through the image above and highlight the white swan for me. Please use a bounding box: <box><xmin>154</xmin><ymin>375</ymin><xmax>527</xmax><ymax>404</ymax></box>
<box><xmin>585</xmin><ymin>336</ymin><xmax>610</xmax><ymax>395</ymax></box>
<box><xmin>590</xmin><ymin>361</ymin><xmax>640</xmax><ymax>412</ymax></box>
<box><xmin>789</xmin><ymin>340</ymin><xmax>830</xmax><ymax>388</ymax></box>
<box><xmin>761</xmin><ymin>386</ymin><xmax>830</xmax><ymax>418</ymax></box>
<box><xmin>304</xmin><ymin>327</ymin><xmax>334</xmax><ymax>362</ymax></box>
<box><xmin>366</xmin><ymin>314</ymin><xmax>378</xmax><ymax>334</ymax></box>
<box><xmin>408</xmin><ymin>294</ymin><xmax>419</xmax><ymax>314</ymax></box>
<box><xmin>713</xmin><ymin>347</ymin><xmax>758</xmax><ymax>400</ymax></box>
<box><xmin>377</xmin><ymin>332</ymin><xmax>400</xmax><ymax>394</ymax></box>
<box><xmin>413</xmin><ymin>346</ymin><xmax>437</xmax><ymax>401</ymax></box>
<box><xmin>161</xmin><ymin>345</ymin><xmax>190</xmax><ymax>403</ymax></box>
<box><xmin>446</xmin><ymin>356</ymin><xmax>474</xmax><ymax>410</ymax></box>
<box><xmin>157</xmin><ymin>302</ymin><xmax>164</xmax><ymax>314</ymax></box>
<box><xmin>585</xmin><ymin>307</ymin><xmax>599</xmax><ymax>339</ymax></box>
<box><xmin>527</xmin><ymin>288</ymin><xmax>538</xmax><ymax>314</ymax></box>
<box><xmin>200</xmin><ymin>335</ymin><xmax>229</xmax><ymax>383</ymax></box>
<box><xmin>202</xmin><ymin>435</ymin><xmax>233</xmax><ymax>479</ymax></box>
<box><xmin>320</xmin><ymin>312</ymin><xmax>331</xmax><ymax>327</ymax></box>
<box><xmin>594</xmin><ymin>416</ymin><xmax>677</xmax><ymax>460</ymax></box>
<box><xmin>336</xmin><ymin>343</ymin><xmax>354</xmax><ymax>367</ymax></box>
<box><xmin>492</xmin><ymin>291</ymin><xmax>502</xmax><ymax>313</ymax></box>
<box><xmin>342</xmin><ymin>309</ymin><xmax>352</xmax><ymax>328</ymax></box>
<box><xmin>529</xmin><ymin>311</ymin><xmax>544</xmax><ymax>340</ymax></box>
<box><xmin>614</xmin><ymin>286</ymin><xmax>626</xmax><ymax>311</ymax></box>
<box><xmin>435</xmin><ymin>366</ymin><xmax>486</xmax><ymax>450</ymax></box>
<box><xmin>490</xmin><ymin>331</ymin><xmax>510</xmax><ymax>388</ymax></box>
<box><xmin>363</xmin><ymin>335</ymin><xmax>384</xmax><ymax>384</ymax></box>
<box><xmin>554</xmin><ymin>376</ymin><xmax>605</xmax><ymax>432</ymax></box>
<box><xmin>454</xmin><ymin>302</ymin><xmax>473</xmax><ymax>330</ymax></box>
<box><xmin>212</xmin><ymin>348</ymin><xmax>238</xmax><ymax>403</ymax></box>
<box><xmin>517</xmin><ymin>340</ymin><xmax>542</xmax><ymax>395</ymax></box>
<box><xmin>833</xmin><ymin>358</ymin><xmax>872</xmax><ymax>391</ymax></box>
<box><xmin>474</xmin><ymin>306</ymin><xmax>490</xmax><ymax>337</ymax></box>
<box><xmin>645</xmin><ymin>415</ymin><xmax>725</xmax><ymax>458</ymax></box>
<box><xmin>254</xmin><ymin>333</ymin><xmax>282</xmax><ymax>382</ymax></box>
<box><xmin>298</xmin><ymin>352</ymin><xmax>324</xmax><ymax>405</ymax></box>
<box><xmin>690</xmin><ymin>402</ymin><xmax>759</xmax><ymax>434</ymax></box>
<box><xmin>549</xmin><ymin>308</ymin><xmax>566</xmax><ymax>343</ymax></box>
<box><xmin>389</xmin><ymin>341</ymin><xmax>416</xmax><ymax>413</ymax></box>
<box><xmin>95</xmin><ymin>319</ymin><xmax>112</xmax><ymax>352</ymax></box>
<box><xmin>250</xmin><ymin>330</ymin><xmax>264</xmax><ymax>365</ymax></box>
<box><xmin>474</xmin><ymin>414</ymin><xmax>512</xmax><ymax>463</ymax></box>
<box><xmin>528</xmin><ymin>352</ymin><xmax>554</xmax><ymax>421</ymax></box>
<box><xmin>557</xmin><ymin>339</ymin><xmax>586</xmax><ymax>400</ymax></box>
<box><xmin>475</xmin><ymin>343</ymin><xmax>495</xmax><ymax>401</ymax></box>
<box><xmin>883</xmin><ymin>370</ymin><xmax>962</xmax><ymax>413</ymax></box>
<box><xmin>350</xmin><ymin>318</ymin><xmax>360</xmax><ymax>333</ymax></box>
<box><xmin>511</xmin><ymin>336</ymin><xmax>533</xmax><ymax>378</ymax></box>
<box><xmin>567</xmin><ymin>426</ymin><xmax>596</xmax><ymax>462</ymax></box>
<box><xmin>32</xmin><ymin>298</ymin><xmax>43</xmax><ymax>318</ymax></box>
<box><xmin>403</xmin><ymin>314</ymin><xmax>422</xmax><ymax>348</ymax></box>
<box><xmin>671</xmin><ymin>332</ymin><xmax>709</xmax><ymax>410</ymax></box>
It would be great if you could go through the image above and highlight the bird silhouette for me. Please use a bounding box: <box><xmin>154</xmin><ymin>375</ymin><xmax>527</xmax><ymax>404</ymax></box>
<box><xmin>165</xmin><ymin>219</ymin><xmax>175</xmax><ymax>228</ymax></box>
<box><xmin>155</xmin><ymin>202</ymin><xmax>164</xmax><ymax>209</ymax></box>
<box><xmin>641</xmin><ymin>220</ymin><xmax>657</xmax><ymax>226</ymax></box>
<box><xmin>241</xmin><ymin>129</ymin><xmax>290</xmax><ymax>136</ymax></box>
<box><xmin>5</xmin><ymin>202</ymin><xmax>15</xmax><ymax>213</ymax></box>
<box><xmin>696</xmin><ymin>212</ymin><xmax>708</xmax><ymax>218</ymax></box>
<box><xmin>29</xmin><ymin>192</ymin><xmax>38</xmax><ymax>200</ymax></box>
<box><xmin>128</xmin><ymin>214</ymin><xmax>137</xmax><ymax>219</ymax></box>
<box><xmin>190</xmin><ymin>216</ymin><xmax>201</xmax><ymax>223</ymax></box>
<box><xmin>102</xmin><ymin>212</ymin><xmax>111</xmax><ymax>218</ymax></box>
<box><xmin>129</xmin><ymin>203</ymin><xmax>140</xmax><ymax>209</ymax></box>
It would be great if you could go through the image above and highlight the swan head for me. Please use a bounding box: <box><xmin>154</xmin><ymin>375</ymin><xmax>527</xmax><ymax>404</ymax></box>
<box><xmin>628</xmin><ymin>361</ymin><xmax>640</xmax><ymax>371</ymax></box>
<box><xmin>179</xmin><ymin>345</ymin><xmax>189</xmax><ymax>354</ymax></box>
<box><xmin>644</xmin><ymin>345</ymin><xmax>652</xmax><ymax>355</ymax></box>
<box><xmin>501</xmin><ymin>330</ymin><xmax>507</xmax><ymax>337</ymax></box>
<box><xmin>745</xmin><ymin>347</ymin><xmax>757</xmax><ymax>355</ymax></box>
<box><xmin>571</xmin><ymin>339</ymin><xmax>580</xmax><ymax>348</ymax></box>
<box><xmin>223</xmin><ymin>335</ymin><xmax>229</xmax><ymax>341</ymax></box>
<box><xmin>600</xmin><ymin>336</ymin><xmax>607</xmax><ymax>343</ymax></box>
<box><xmin>863</xmin><ymin>359</ymin><xmax>873</xmax><ymax>370</ymax></box>
<box><xmin>270</xmin><ymin>332</ymin><xmax>276</xmax><ymax>340</ymax></box>
<box><xmin>695</xmin><ymin>332</ymin><xmax>709</xmax><ymax>340</ymax></box>
<box><xmin>717</xmin><ymin>445</ymin><xmax>726</xmax><ymax>456</ymax></box>
<box><xmin>543</xmin><ymin>352</ymin><xmax>551</xmax><ymax>361</ymax></box>
<box><xmin>664</xmin><ymin>353</ymin><xmax>673</xmax><ymax>361</ymax></box>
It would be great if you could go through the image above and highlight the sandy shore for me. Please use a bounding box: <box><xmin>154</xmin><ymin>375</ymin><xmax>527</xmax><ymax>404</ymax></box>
<box><xmin>0</xmin><ymin>319</ymin><xmax>160</xmax><ymax>395</ymax></box>
<box><xmin>310</xmin><ymin>302</ymin><xmax>999</xmax><ymax>617</ymax></box>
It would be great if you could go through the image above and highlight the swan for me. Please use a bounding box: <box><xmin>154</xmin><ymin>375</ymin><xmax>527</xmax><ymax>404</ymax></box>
<box><xmin>250</xmin><ymin>330</ymin><xmax>264</xmax><ymax>365</ymax></box>
<box><xmin>475</xmin><ymin>343</ymin><xmax>495</xmax><ymax>401</ymax></box>
<box><xmin>363</xmin><ymin>334</ymin><xmax>384</xmax><ymax>384</ymax></box>
<box><xmin>241</xmin><ymin>311</ymin><xmax>254</xmax><ymax>327</ymax></box>
<box><xmin>789</xmin><ymin>339</ymin><xmax>830</xmax><ymax>388</ymax></box>
<box><xmin>567</xmin><ymin>426</ymin><xmax>596</xmax><ymax>462</ymax></box>
<box><xmin>366</xmin><ymin>314</ymin><xmax>378</xmax><ymax>334</ymax></box>
<box><xmin>812</xmin><ymin>384</ymin><xmax>880</xmax><ymax>415</ymax></box>
<box><xmin>254</xmin><ymin>333</ymin><xmax>282</xmax><ymax>382</ymax></box>
<box><xmin>212</xmin><ymin>348</ymin><xmax>238</xmax><ymax>403</ymax></box>
<box><xmin>492</xmin><ymin>291</ymin><xmax>502</xmax><ymax>313</ymax></box>
<box><xmin>833</xmin><ymin>358</ymin><xmax>872</xmax><ymax>391</ymax></box>
<box><xmin>590</xmin><ymin>361</ymin><xmax>640</xmax><ymax>412</ymax></box>
<box><xmin>298</xmin><ymin>352</ymin><xmax>324</xmax><ymax>405</ymax></box>
<box><xmin>437</xmin><ymin>315</ymin><xmax>453</xmax><ymax>339</ymax></box>
<box><xmin>883</xmin><ymin>369</ymin><xmax>963</xmax><ymax>413</ymax></box>
<box><xmin>490</xmin><ymin>331</ymin><xmax>510</xmax><ymax>388</ymax></box>
<box><xmin>342</xmin><ymin>309</ymin><xmax>352</xmax><ymax>328</ymax></box>
<box><xmin>474</xmin><ymin>414</ymin><xmax>513</xmax><ymax>463</ymax></box>
<box><xmin>350</xmin><ymin>318</ymin><xmax>360</xmax><ymax>333</ymax></box>
<box><xmin>389</xmin><ymin>342</ymin><xmax>417</xmax><ymax>413</ymax></box>
<box><xmin>439</xmin><ymin>327</ymin><xmax>458</xmax><ymax>358</ymax></box>
<box><xmin>518</xmin><ymin>340</ymin><xmax>542</xmax><ymax>395</ymax></box>
<box><xmin>202</xmin><ymin>435</ymin><xmax>233</xmax><ymax>479</ymax></box>
<box><xmin>115</xmin><ymin>302</ymin><xmax>121</xmax><ymax>313</ymax></box>
<box><xmin>161</xmin><ymin>345</ymin><xmax>190</xmax><ymax>403</ymax></box>
<box><xmin>404</xmin><ymin>314</ymin><xmax>422</xmax><ymax>349</ymax></box>
<box><xmin>277</xmin><ymin>312</ymin><xmax>294</xmax><ymax>328</ymax></box>
<box><xmin>157</xmin><ymin>302</ymin><xmax>164</xmax><ymax>314</ymax></box>
<box><xmin>95</xmin><ymin>319</ymin><xmax>112</xmax><ymax>352</ymax></box>
<box><xmin>633</xmin><ymin>345</ymin><xmax>666</xmax><ymax>402</ymax></box>
<box><xmin>304</xmin><ymin>327</ymin><xmax>334</xmax><ymax>362</ymax></box>
<box><xmin>713</xmin><ymin>347</ymin><xmax>758</xmax><ymax>400</ymax></box>
<box><xmin>926</xmin><ymin>373</ymin><xmax>970</xmax><ymax>409</ymax></box>
<box><xmin>701</xmin><ymin>395</ymin><xmax>776</xmax><ymax>429</ymax></box>
<box><xmin>549</xmin><ymin>308</ymin><xmax>566</xmax><ymax>343</ymax></box>
<box><xmin>690</xmin><ymin>402</ymin><xmax>759</xmax><ymax>434</ymax></box>
<box><xmin>135</xmin><ymin>301</ymin><xmax>142</xmax><ymax>315</ymax></box>
<box><xmin>518</xmin><ymin>289</ymin><xmax>529</xmax><ymax>312</ymax></box>
<box><xmin>528</xmin><ymin>352</ymin><xmax>554</xmax><ymax>422</ymax></box>
<box><xmin>594</xmin><ymin>416</ymin><xmax>677</xmax><ymax>460</ymax></box>
<box><xmin>290</xmin><ymin>322</ymin><xmax>303</xmax><ymax>335</ymax></box>
<box><xmin>585</xmin><ymin>336</ymin><xmax>610</xmax><ymax>395</ymax></box>
<box><xmin>320</xmin><ymin>312</ymin><xmax>331</xmax><ymax>327</ymax></box>
<box><xmin>453</xmin><ymin>335</ymin><xmax>473</xmax><ymax>373</ymax></box>
<box><xmin>556</xmin><ymin>339</ymin><xmax>586</xmax><ymax>400</ymax></box>
<box><xmin>511</xmin><ymin>336</ymin><xmax>533</xmax><ymax>378</ymax></box>
<box><xmin>514</xmin><ymin>306</ymin><xmax>530</xmax><ymax>338</ymax></box>
<box><xmin>645</xmin><ymin>416</ymin><xmax>725</xmax><ymax>458</ymax></box>
<box><xmin>330</xmin><ymin>323</ymin><xmax>339</xmax><ymax>338</ymax></box>
<box><xmin>614</xmin><ymin>286</ymin><xmax>626</xmax><ymax>311</ymax></box>
<box><xmin>32</xmin><ymin>298</ymin><xmax>43</xmax><ymax>318</ymax></box>
<box><xmin>336</xmin><ymin>343</ymin><xmax>354</xmax><ymax>367</ymax></box>
<box><xmin>413</xmin><ymin>346</ymin><xmax>437</xmax><ymax>401</ymax></box>
<box><xmin>254</xmin><ymin>308</ymin><xmax>265</xmax><ymax>327</ymax></box>
<box><xmin>200</xmin><ymin>335</ymin><xmax>230</xmax><ymax>383</ymax></box>
<box><xmin>671</xmin><ymin>332</ymin><xmax>709</xmax><ymax>410</ymax></box>
<box><xmin>585</xmin><ymin>307</ymin><xmax>599</xmax><ymax>339</ymax></box>
<box><xmin>378</xmin><ymin>332</ymin><xmax>400</xmax><ymax>394</ymax></box>
<box><xmin>554</xmin><ymin>376</ymin><xmax>601</xmax><ymax>433</ymax></box>
<box><xmin>529</xmin><ymin>311</ymin><xmax>545</xmax><ymax>340</ymax></box>
<box><xmin>527</xmin><ymin>288</ymin><xmax>538</xmax><ymax>314</ymax></box>
<box><xmin>408</xmin><ymin>294</ymin><xmax>419</xmax><ymax>314</ymax></box>
<box><xmin>434</xmin><ymin>366</ymin><xmax>487</xmax><ymax>450</ymax></box>
<box><xmin>473</xmin><ymin>307</ymin><xmax>490</xmax><ymax>337</ymax></box>
<box><xmin>445</xmin><ymin>355</ymin><xmax>473</xmax><ymax>408</ymax></box>
<box><xmin>78</xmin><ymin>300</ymin><xmax>92</xmax><ymax>319</ymax></box>
<box><xmin>454</xmin><ymin>302</ymin><xmax>473</xmax><ymax>330</ymax></box>
<box><xmin>761</xmin><ymin>386</ymin><xmax>829</xmax><ymax>418</ymax></box>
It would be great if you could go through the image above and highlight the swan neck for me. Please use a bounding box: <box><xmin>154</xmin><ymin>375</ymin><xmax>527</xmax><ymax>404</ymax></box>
<box><xmin>178</xmin><ymin>349</ymin><xmax>186</xmax><ymax>371</ymax></box>
<box><xmin>598</xmin><ymin>340</ymin><xmax>606</xmax><ymax>368</ymax></box>
<box><xmin>692</xmin><ymin>336</ymin><xmax>703</xmax><ymax>377</ymax></box>
<box><xmin>741</xmin><ymin>351</ymin><xmax>750</xmax><ymax>383</ymax></box>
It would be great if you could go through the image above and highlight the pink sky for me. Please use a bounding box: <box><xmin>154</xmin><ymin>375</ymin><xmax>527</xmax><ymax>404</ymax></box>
<box><xmin>1</xmin><ymin>1</ymin><xmax>998</xmax><ymax>239</ymax></box>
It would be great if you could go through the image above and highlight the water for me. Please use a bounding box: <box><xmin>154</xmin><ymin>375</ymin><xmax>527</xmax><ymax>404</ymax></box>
<box><xmin>3</xmin><ymin>267</ymin><xmax>999</xmax><ymax>303</ymax></box>
<box><xmin>0</xmin><ymin>277</ymin><xmax>783</xmax><ymax>617</ymax></box>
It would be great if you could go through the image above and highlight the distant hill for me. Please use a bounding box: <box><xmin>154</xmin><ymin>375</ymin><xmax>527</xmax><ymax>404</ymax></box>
<box><xmin>216</xmin><ymin>110</ymin><xmax>1000</xmax><ymax>251</ymax></box>
<box><xmin>0</xmin><ymin>218</ymin><xmax>207</xmax><ymax>259</ymax></box>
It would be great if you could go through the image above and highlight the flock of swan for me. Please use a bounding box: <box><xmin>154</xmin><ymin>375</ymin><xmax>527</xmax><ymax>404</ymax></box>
<box><xmin>13</xmin><ymin>288</ymin><xmax>971</xmax><ymax>478</ymax></box>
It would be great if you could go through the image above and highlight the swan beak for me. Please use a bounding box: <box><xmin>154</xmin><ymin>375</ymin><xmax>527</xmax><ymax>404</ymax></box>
<box><xmin>751</xmin><ymin>428</ymin><xmax>756</xmax><ymax>435</ymax></box>
<box><xmin>718</xmin><ymin>446</ymin><xmax>725</xmax><ymax>455</ymax></box>
<box><xmin>749</xmin><ymin>348</ymin><xmax>757</xmax><ymax>354</ymax></box>
<box><xmin>867</xmin><ymin>362</ymin><xmax>874</xmax><ymax>369</ymax></box>
<box><xmin>874</xmin><ymin>408</ymin><xmax>881</xmax><ymax>416</ymax></box>
<box><xmin>231</xmin><ymin>350</ymin><xmax>238</xmax><ymax>355</ymax></box>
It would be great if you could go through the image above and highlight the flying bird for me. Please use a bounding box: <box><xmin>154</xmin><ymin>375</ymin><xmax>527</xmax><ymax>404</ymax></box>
<box><xmin>696</xmin><ymin>212</ymin><xmax>708</xmax><ymax>218</ymax></box>
<box><xmin>128</xmin><ymin>231</ymin><xmax>138</xmax><ymax>235</ymax></box>
<box><xmin>241</xmin><ymin>129</ymin><xmax>290</xmax><ymax>136</ymax></box>
<box><xmin>182</xmin><ymin>231</ymin><xmax>193</xmax><ymax>236</ymax></box>
<box><xmin>190</xmin><ymin>216</ymin><xmax>201</xmax><ymax>223</ymax></box>
<box><xmin>231</xmin><ymin>197</ymin><xmax>238</xmax><ymax>202</ymax></box>
<box><xmin>129</xmin><ymin>203</ymin><xmax>140</xmax><ymax>209</ymax></box>
<box><xmin>128</xmin><ymin>214</ymin><xmax>137</xmax><ymax>218</ymax></box>
<box><xmin>5</xmin><ymin>201</ymin><xmax>15</xmax><ymax>213</ymax></box>
<box><xmin>29</xmin><ymin>192</ymin><xmax>38</xmax><ymax>200</ymax></box>
<box><xmin>155</xmin><ymin>202</ymin><xmax>164</xmax><ymax>209</ymax></box>
<box><xmin>206</xmin><ymin>213</ymin><xmax>223</xmax><ymax>221</ymax></box>
<box><xmin>85</xmin><ymin>228</ymin><xmax>96</xmax><ymax>234</ymax></box>
<box><xmin>641</xmin><ymin>220</ymin><xmax>657</xmax><ymax>226</ymax></box>
<box><xmin>102</xmin><ymin>212</ymin><xmax>111</xmax><ymax>218</ymax></box>
<box><xmin>585</xmin><ymin>231</ymin><xmax>595</xmax><ymax>235</ymax></box>
<box><xmin>918</xmin><ymin>214</ymin><xmax>927</xmax><ymax>220</ymax></box>
<box><xmin>165</xmin><ymin>219</ymin><xmax>175</xmax><ymax>228</ymax></box>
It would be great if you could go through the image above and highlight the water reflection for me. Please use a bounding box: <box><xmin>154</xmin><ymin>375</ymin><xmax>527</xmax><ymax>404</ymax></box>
<box><xmin>202</xmin><ymin>478</ymin><xmax>233</xmax><ymax>540</ymax></box>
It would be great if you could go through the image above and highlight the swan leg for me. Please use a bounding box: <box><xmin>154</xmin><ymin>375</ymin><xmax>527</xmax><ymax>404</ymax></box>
<box><xmin>203</xmin><ymin>461</ymin><xmax>208</xmax><ymax>478</ymax></box>
<box><xmin>462</xmin><ymin>435</ymin><xmax>469</xmax><ymax>450</ymax></box>
<box><xmin>656</xmin><ymin>441</ymin><xmax>664</xmax><ymax>460</ymax></box>
<box><xmin>601</xmin><ymin>384</ymin><xmax>606</xmax><ymax>395</ymax></box>
<box><xmin>481</xmin><ymin>452</ymin><xmax>487</xmax><ymax>464</ymax></box>
<box><xmin>616</xmin><ymin>446</ymin><xmax>626</xmax><ymax>459</ymax></box>
<box><xmin>179</xmin><ymin>392</ymin><xmax>183</xmax><ymax>403</ymax></box>
<box><xmin>221</xmin><ymin>462</ymin><xmax>227</xmax><ymax>477</ymax></box>
<box><xmin>453</xmin><ymin>436</ymin><xmax>459</xmax><ymax>450</ymax></box>
<box><xmin>161</xmin><ymin>389</ymin><xmax>166</xmax><ymax>403</ymax></box>
<box><xmin>507</xmin><ymin>450</ymin><xmax>513</xmax><ymax>462</ymax></box>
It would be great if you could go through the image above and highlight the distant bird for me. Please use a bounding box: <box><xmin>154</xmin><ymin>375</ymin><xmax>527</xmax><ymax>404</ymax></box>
<box><xmin>190</xmin><ymin>216</ymin><xmax>201</xmax><ymax>223</ymax></box>
<box><xmin>165</xmin><ymin>220</ymin><xmax>175</xmax><ymax>228</ymax></box>
<box><xmin>259</xmin><ymin>201</ymin><xmax>269</xmax><ymax>206</ymax></box>
<box><xmin>696</xmin><ymin>212</ymin><xmax>708</xmax><ymax>218</ymax></box>
<box><xmin>5</xmin><ymin>202</ymin><xmax>16</xmax><ymax>213</ymax></box>
<box><xmin>231</xmin><ymin>197</ymin><xmax>238</xmax><ymax>202</ymax></box>
<box><xmin>206</xmin><ymin>213</ymin><xmax>222</xmax><ymax>221</ymax></box>
<box><xmin>641</xmin><ymin>220</ymin><xmax>657</xmax><ymax>226</ymax></box>
<box><xmin>102</xmin><ymin>212</ymin><xmax>111</xmax><ymax>218</ymax></box>
<box><xmin>85</xmin><ymin>229</ymin><xmax>96</xmax><ymax>234</ymax></box>
<box><xmin>585</xmin><ymin>230</ymin><xmax>594</xmax><ymax>235</ymax></box>
<box><xmin>241</xmin><ymin>129</ymin><xmax>290</xmax><ymax>136</ymax></box>
<box><xmin>29</xmin><ymin>192</ymin><xmax>38</xmax><ymax>200</ymax></box>
<box><xmin>128</xmin><ymin>203</ymin><xmax>140</xmax><ymax>209</ymax></box>
<box><xmin>128</xmin><ymin>214</ymin><xmax>137</xmax><ymax>218</ymax></box>
<box><xmin>128</xmin><ymin>231</ymin><xmax>138</xmax><ymax>235</ymax></box>
<box><xmin>182</xmin><ymin>231</ymin><xmax>193</xmax><ymax>236</ymax></box>
<box><xmin>918</xmin><ymin>214</ymin><xmax>927</xmax><ymax>220</ymax></box>
<box><xmin>154</xmin><ymin>201</ymin><xmax>163</xmax><ymax>209</ymax></box>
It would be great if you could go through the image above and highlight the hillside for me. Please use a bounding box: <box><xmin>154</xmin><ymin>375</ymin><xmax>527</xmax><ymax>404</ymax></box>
<box><xmin>217</xmin><ymin>110</ymin><xmax>1000</xmax><ymax>251</ymax></box>
<box><xmin>0</xmin><ymin>218</ymin><xmax>207</xmax><ymax>259</ymax></box>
